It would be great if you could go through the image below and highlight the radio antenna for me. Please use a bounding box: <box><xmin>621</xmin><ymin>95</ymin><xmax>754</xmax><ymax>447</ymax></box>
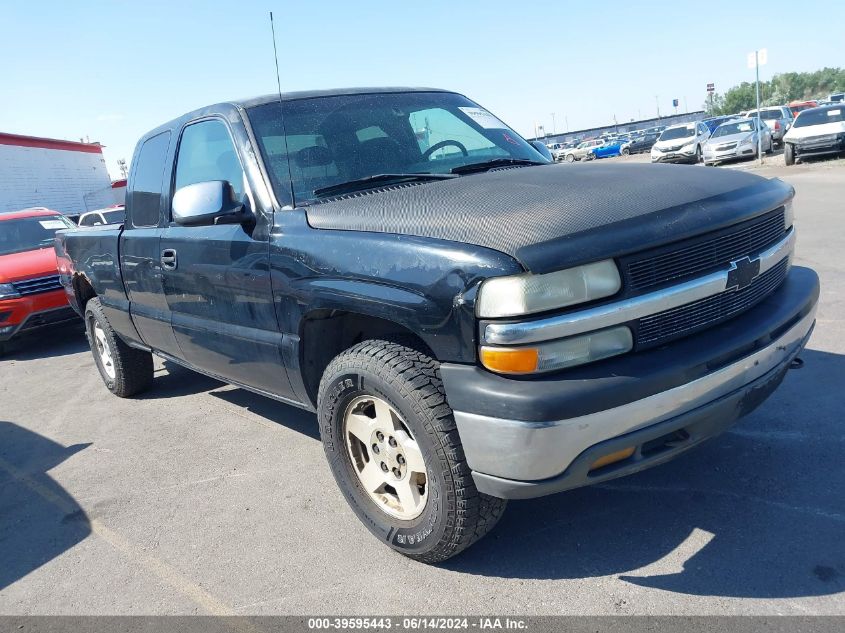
<box><xmin>268</xmin><ymin>11</ymin><xmax>294</xmax><ymax>206</ymax></box>
<box><xmin>270</xmin><ymin>12</ymin><xmax>284</xmax><ymax>107</ymax></box>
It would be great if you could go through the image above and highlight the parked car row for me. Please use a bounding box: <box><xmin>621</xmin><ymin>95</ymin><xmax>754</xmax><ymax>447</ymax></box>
<box><xmin>557</xmin><ymin>99</ymin><xmax>843</xmax><ymax>169</ymax></box>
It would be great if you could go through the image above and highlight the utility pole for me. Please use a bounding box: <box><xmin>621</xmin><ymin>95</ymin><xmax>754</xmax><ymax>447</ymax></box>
<box><xmin>550</xmin><ymin>113</ymin><xmax>556</xmax><ymax>135</ymax></box>
<box><xmin>748</xmin><ymin>49</ymin><xmax>768</xmax><ymax>165</ymax></box>
<box><xmin>655</xmin><ymin>95</ymin><xmax>660</xmax><ymax>119</ymax></box>
<box><xmin>565</xmin><ymin>115</ymin><xmax>569</xmax><ymax>132</ymax></box>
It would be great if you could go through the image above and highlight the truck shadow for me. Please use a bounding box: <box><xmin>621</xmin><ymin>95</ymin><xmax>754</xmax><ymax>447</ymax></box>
<box><xmin>138</xmin><ymin>361</ymin><xmax>320</xmax><ymax>440</ymax></box>
<box><xmin>0</xmin><ymin>422</ymin><xmax>91</xmax><ymax>591</ymax></box>
<box><xmin>444</xmin><ymin>348</ymin><xmax>845</xmax><ymax>599</ymax></box>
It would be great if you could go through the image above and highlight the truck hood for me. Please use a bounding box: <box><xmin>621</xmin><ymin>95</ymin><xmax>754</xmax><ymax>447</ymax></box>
<box><xmin>785</xmin><ymin>120</ymin><xmax>845</xmax><ymax>140</ymax></box>
<box><xmin>305</xmin><ymin>162</ymin><xmax>793</xmax><ymax>274</ymax></box>
<box><xmin>0</xmin><ymin>247</ymin><xmax>60</xmax><ymax>283</ymax></box>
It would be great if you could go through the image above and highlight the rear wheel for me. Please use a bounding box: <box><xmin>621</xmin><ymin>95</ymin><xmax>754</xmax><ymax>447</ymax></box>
<box><xmin>318</xmin><ymin>340</ymin><xmax>507</xmax><ymax>563</ymax></box>
<box><xmin>784</xmin><ymin>143</ymin><xmax>795</xmax><ymax>166</ymax></box>
<box><xmin>85</xmin><ymin>298</ymin><xmax>153</xmax><ymax>397</ymax></box>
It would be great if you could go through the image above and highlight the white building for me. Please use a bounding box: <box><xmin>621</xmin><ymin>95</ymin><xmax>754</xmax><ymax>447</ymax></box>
<box><xmin>0</xmin><ymin>132</ymin><xmax>122</xmax><ymax>215</ymax></box>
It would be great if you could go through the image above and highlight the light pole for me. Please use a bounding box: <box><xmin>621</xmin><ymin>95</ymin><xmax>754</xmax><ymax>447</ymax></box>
<box><xmin>655</xmin><ymin>95</ymin><xmax>660</xmax><ymax>119</ymax></box>
<box><xmin>550</xmin><ymin>113</ymin><xmax>556</xmax><ymax>135</ymax></box>
<box><xmin>748</xmin><ymin>49</ymin><xmax>768</xmax><ymax>165</ymax></box>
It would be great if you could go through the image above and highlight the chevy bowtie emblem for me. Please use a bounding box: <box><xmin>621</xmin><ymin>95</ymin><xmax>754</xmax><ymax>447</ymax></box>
<box><xmin>726</xmin><ymin>256</ymin><xmax>761</xmax><ymax>291</ymax></box>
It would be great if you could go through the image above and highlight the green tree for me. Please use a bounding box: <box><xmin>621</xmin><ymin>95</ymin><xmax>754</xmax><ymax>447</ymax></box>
<box><xmin>710</xmin><ymin>68</ymin><xmax>845</xmax><ymax>115</ymax></box>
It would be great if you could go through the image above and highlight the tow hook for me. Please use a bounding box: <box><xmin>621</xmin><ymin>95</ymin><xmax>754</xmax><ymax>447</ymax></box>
<box><xmin>789</xmin><ymin>357</ymin><xmax>804</xmax><ymax>370</ymax></box>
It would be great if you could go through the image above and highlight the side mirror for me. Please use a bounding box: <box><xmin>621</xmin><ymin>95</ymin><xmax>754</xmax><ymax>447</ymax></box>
<box><xmin>172</xmin><ymin>180</ymin><xmax>247</xmax><ymax>227</ymax></box>
<box><xmin>530</xmin><ymin>140</ymin><xmax>553</xmax><ymax>162</ymax></box>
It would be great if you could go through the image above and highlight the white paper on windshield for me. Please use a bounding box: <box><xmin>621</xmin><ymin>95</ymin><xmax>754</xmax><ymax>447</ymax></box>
<box><xmin>827</xmin><ymin>109</ymin><xmax>841</xmax><ymax>116</ymax></box>
<box><xmin>39</xmin><ymin>220</ymin><xmax>66</xmax><ymax>230</ymax></box>
<box><xmin>459</xmin><ymin>107</ymin><xmax>507</xmax><ymax>129</ymax></box>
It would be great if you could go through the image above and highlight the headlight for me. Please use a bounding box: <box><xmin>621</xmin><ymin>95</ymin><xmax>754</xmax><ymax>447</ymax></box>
<box><xmin>480</xmin><ymin>326</ymin><xmax>633</xmax><ymax>374</ymax></box>
<box><xmin>784</xmin><ymin>200</ymin><xmax>794</xmax><ymax>229</ymax></box>
<box><xmin>739</xmin><ymin>135</ymin><xmax>754</xmax><ymax>146</ymax></box>
<box><xmin>0</xmin><ymin>283</ymin><xmax>21</xmax><ymax>300</ymax></box>
<box><xmin>476</xmin><ymin>260</ymin><xmax>621</xmax><ymax>318</ymax></box>
<box><xmin>682</xmin><ymin>142</ymin><xmax>696</xmax><ymax>152</ymax></box>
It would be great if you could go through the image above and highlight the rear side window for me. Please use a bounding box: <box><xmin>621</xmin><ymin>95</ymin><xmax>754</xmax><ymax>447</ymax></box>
<box><xmin>131</xmin><ymin>131</ymin><xmax>171</xmax><ymax>228</ymax></box>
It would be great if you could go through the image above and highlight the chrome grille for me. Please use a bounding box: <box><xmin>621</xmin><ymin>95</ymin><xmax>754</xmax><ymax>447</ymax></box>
<box><xmin>636</xmin><ymin>259</ymin><xmax>789</xmax><ymax>348</ymax></box>
<box><xmin>12</xmin><ymin>275</ymin><xmax>63</xmax><ymax>296</ymax></box>
<box><xmin>624</xmin><ymin>208</ymin><xmax>786</xmax><ymax>292</ymax></box>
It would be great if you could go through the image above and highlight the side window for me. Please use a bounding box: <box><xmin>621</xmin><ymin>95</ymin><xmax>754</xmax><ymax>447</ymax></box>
<box><xmin>174</xmin><ymin>120</ymin><xmax>244</xmax><ymax>199</ymax></box>
<box><xmin>131</xmin><ymin>131</ymin><xmax>171</xmax><ymax>228</ymax></box>
<box><xmin>80</xmin><ymin>215</ymin><xmax>96</xmax><ymax>226</ymax></box>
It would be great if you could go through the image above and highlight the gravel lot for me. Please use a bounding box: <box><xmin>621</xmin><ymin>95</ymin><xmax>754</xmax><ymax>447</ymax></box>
<box><xmin>1</xmin><ymin>160</ymin><xmax>843</xmax><ymax>616</ymax></box>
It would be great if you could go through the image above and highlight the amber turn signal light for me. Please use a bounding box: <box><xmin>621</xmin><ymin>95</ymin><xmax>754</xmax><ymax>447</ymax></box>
<box><xmin>479</xmin><ymin>346</ymin><xmax>539</xmax><ymax>374</ymax></box>
<box><xmin>589</xmin><ymin>446</ymin><xmax>636</xmax><ymax>471</ymax></box>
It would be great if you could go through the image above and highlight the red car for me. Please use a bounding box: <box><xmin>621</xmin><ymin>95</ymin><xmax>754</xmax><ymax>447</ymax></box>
<box><xmin>0</xmin><ymin>208</ymin><xmax>79</xmax><ymax>353</ymax></box>
<box><xmin>789</xmin><ymin>100</ymin><xmax>818</xmax><ymax>118</ymax></box>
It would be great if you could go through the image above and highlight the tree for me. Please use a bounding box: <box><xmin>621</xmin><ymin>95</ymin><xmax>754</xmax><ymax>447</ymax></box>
<box><xmin>708</xmin><ymin>68</ymin><xmax>845</xmax><ymax>115</ymax></box>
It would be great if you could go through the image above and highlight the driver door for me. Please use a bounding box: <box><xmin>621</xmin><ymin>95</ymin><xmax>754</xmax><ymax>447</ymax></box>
<box><xmin>161</xmin><ymin>118</ymin><xmax>294</xmax><ymax>398</ymax></box>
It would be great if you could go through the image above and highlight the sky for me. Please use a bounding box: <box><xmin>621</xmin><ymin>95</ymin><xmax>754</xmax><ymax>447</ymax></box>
<box><xmin>3</xmin><ymin>0</ymin><xmax>843</xmax><ymax>179</ymax></box>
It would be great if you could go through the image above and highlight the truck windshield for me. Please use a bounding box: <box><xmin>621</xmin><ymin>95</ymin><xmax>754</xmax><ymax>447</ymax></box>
<box><xmin>0</xmin><ymin>215</ymin><xmax>75</xmax><ymax>256</ymax></box>
<box><xmin>247</xmin><ymin>92</ymin><xmax>546</xmax><ymax>204</ymax></box>
<box><xmin>793</xmin><ymin>107</ymin><xmax>844</xmax><ymax>128</ymax></box>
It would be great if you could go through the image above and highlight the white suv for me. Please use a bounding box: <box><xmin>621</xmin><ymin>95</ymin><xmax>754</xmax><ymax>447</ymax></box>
<box><xmin>650</xmin><ymin>122</ymin><xmax>710</xmax><ymax>164</ymax></box>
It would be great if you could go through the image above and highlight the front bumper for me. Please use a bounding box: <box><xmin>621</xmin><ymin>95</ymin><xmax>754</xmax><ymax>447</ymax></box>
<box><xmin>441</xmin><ymin>266</ymin><xmax>819</xmax><ymax>499</ymax></box>
<box><xmin>651</xmin><ymin>148</ymin><xmax>697</xmax><ymax>163</ymax></box>
<box><xmin>791</xmin><ymin>134</ymin><xmax>845</xmax><ymax>159</ymax></box>
<box><xmin>0</xmin><ymin>289</ymin><xmax>77</xmax><ymax>342</ymax></box>
<box><xmin>704</xmin><ymin>144</ymin><xmax>757</xmax><ymax>163</ymax></box>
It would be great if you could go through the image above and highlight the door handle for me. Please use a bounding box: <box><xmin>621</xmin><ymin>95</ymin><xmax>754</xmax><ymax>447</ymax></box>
<box><xmin>160</xmin><ymin>249</ymin><xmax>178</xmax><ymax>270</ymax></box>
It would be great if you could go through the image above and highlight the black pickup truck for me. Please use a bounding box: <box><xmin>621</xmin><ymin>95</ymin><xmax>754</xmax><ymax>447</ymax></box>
<box><xmin>56</xmin><ymin>88</ymin><xmax>819</xmax><ymax>563</ymax></box>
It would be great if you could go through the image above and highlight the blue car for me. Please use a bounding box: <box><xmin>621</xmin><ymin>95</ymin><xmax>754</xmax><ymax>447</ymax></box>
<box><xmin>588</xmin><ymin>138</ymin><xmax>628</xmax><ymax>159</ymax></box>
<box><xmin>702</xmin><ymin>115</ymin><xmax>735</xmax><ymax>133</ymax></box>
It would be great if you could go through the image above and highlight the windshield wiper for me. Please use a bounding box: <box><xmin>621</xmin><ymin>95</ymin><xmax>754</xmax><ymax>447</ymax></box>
<box><xmin>313</xmin><ymin>173</ymin><xmax>457</xmax><ymax>198</ymax></box>
<box><xmin>450</xmin><ymin>158</ymin><xmax>546</xmax><ymax>175</ymax></box>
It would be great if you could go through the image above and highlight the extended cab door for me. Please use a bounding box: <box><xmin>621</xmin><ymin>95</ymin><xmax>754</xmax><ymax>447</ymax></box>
<box><xmin>160</xmin><ymin>117</ymin><xmax>295</xmax><ymax>399</ymax></box>
<box><xmin>121</xmin><ymin>130</ymin><xmax>183</xmax><ymax>358</ymax></box>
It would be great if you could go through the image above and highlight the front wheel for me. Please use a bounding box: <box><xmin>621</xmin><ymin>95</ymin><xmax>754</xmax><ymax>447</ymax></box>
<box><xmin>695</xmin><ymin>145</ymin><xmax>702</xmax><ymax>163</ymax></box>
<box><xmin>566</xmin><ymin>154</ymin><xmax>575</xmax><ymax>163</ymax></box>
<box><xmin>621</xmin><ymin>147</ymin><xmax>630</xmax><ymax>156</ymax></box>
<box><xmin>85</xmin><ymin>297</ymin><xmax>153</xmax><ymax>397</ymax></box>
<box><xmin>784</xmin><ymin>143</ymin><xmax>795</xmax><ymax>166</ymax></box>
<box><xmin>318</xmin><ymin>340</ymin><xmax>507</xmax><ymax>563</ymax></box>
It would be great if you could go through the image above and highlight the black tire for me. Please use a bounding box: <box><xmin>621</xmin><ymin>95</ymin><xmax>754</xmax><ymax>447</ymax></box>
<box><xmin>318</xmin><ymin>340</ymin><xmax>507</xmax><ymax>563</ymax></box>
<box><xmin>565</xmin><ymin>154</ymin><xmax>575</xmax><ymax>163</ymax></box>
<box><xmin>784</xmin><ymin>143</ymin><xmax>795</xmax><ymax>166</ymax></box>
<box><xmin>695</xmin><ymin>145</ymin><xmax>702</xmax><ymax>163</ymax></box>
<box><xmin>621</xmin><ymin>147</ymin><xmax>630</xmax><ymax>156</ymax></box>
<box><xmin>84</xmin><ymin>297</ymin><xmax>153</xmax><ymax>397</ymax></box>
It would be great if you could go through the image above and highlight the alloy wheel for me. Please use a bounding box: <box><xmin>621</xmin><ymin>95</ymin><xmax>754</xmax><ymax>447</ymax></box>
<box><xmin>344</xmin><ymin>394</ymin><xmax>428</xmax><ymax>520</ymax></box>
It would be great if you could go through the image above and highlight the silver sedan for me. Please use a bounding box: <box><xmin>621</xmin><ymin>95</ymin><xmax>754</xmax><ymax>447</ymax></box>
<box><xmin>703</xmin><ymin>118</ymin><xmax>773</xmax><ymax>166</ymax></box>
